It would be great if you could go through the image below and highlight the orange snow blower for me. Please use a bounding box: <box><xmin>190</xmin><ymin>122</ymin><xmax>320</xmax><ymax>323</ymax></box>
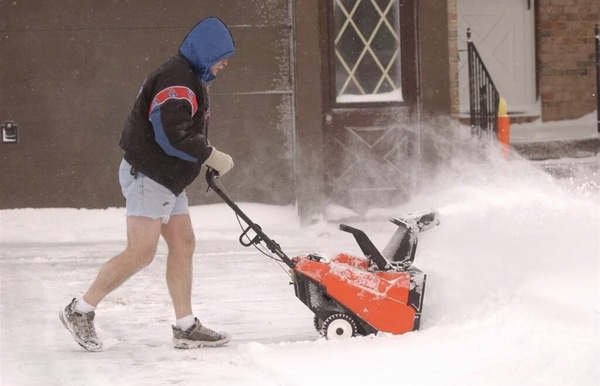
<box><xmin>206</xmin><ymin>170</ymin><xmax>439</xmax><ymax>340</ymax></box>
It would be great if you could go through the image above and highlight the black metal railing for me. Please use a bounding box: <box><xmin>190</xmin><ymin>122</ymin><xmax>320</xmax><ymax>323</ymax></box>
<box><xmin>467</xmin><ymin>28</ymin><xmax>500</xmax><ymax>140</ymax></box>
<box><xmin>595</xmin><ymin>24</ymin><xmax>599</xmax><ymax>133</ymax></box>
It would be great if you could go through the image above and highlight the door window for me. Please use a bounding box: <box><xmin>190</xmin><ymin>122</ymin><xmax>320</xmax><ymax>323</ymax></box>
<box><xmin>333</xmin><ymin>0</ymin><xmax>403</xmax><ymax>103</ymax></box>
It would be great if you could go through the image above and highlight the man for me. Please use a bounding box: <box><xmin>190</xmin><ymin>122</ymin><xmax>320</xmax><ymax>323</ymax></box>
<box><xmin>59</xmin><ymin>17</ymin><xmax>235</xmax><ymax>352</ymax></box>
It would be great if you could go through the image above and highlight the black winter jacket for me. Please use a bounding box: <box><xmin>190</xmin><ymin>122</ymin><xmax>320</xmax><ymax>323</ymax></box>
<box><xmin>119</xmin><ymin>54</ymin><xmax>212</xmax><ymax>196</ymax></box>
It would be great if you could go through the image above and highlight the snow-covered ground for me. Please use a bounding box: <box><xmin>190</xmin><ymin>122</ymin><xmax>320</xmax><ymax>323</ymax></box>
<box><xmin>1</xmin><ymin>135</ymin><xmax>599</xmax><ymax>385</ymax></box>
<box><xmin>511</xmin><ymin>111</ymin><xmax>598</xmax><ymax>142</ymax></box>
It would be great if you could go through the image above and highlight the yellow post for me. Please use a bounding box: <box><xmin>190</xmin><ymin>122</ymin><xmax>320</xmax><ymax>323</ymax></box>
<box><xmin>497</xmin><ymin>97</ymin><xmax>510</xmax><ymax>159</ymax></box>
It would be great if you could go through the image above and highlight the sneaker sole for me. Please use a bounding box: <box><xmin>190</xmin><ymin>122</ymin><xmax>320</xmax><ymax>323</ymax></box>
<box><xmin>173</xmin><ymin>334</ymin><xmax>231</xmax><ymax>349</ymax></box>
<box><xmin>59</xmin><ymin>309</ymin><xmax>104</xmax><ymax>352</ymax></box>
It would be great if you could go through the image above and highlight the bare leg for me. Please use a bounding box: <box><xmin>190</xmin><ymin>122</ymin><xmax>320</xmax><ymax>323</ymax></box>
<box><xmin>161</xmin><ymin>214</ymin><xmax>196</xmax><ymax>319</ymax></box>
<box><xmin>82</xmin><ymin>216</ymin><xmax>163</xmax><ymax>306</ymax></box>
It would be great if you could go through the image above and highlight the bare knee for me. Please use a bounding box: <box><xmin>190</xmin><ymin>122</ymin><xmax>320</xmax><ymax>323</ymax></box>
<box><xmin>124</xmin><ymin>216</ymin><xmax>162</xmax><ymax>268</ymax></box>
<box><xmin>125</xmin><ymin>243</ymin><xmax>157</xmax><ymax>269</ymax></box>
<box><xmin>162</xmin><ymin>216</ymin><xmax>196</xmax><ymax>258</ymax></box>
<box><xmin>169</xmin><ymin>233</ymin><xmax>196</xmax><ymax>258</ymax></box>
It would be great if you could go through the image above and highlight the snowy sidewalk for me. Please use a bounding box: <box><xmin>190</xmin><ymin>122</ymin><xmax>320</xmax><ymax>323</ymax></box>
<box><xmin>511</xmin><ymin>111</ymin><xmax>598</xmax><ymax>143</ymax></box>
<box><xmin>1</xmin><ymin>153</ymin><xmax>599</xmax><ymax>385</ymax></box>
<box><xmin>510</xmin><ymin>111</ymin><xmax>599</xmax><ymax>160</ymax></box>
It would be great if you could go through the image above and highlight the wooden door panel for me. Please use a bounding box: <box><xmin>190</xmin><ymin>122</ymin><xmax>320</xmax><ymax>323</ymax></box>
<box><xmin>324</xmin><ymin>107</ymin><xmax>415</xmax><ymax>209</ymax></box>
<box><xmin>321</xmin><ymin>0</ymin><xmax>418</xmax><ymax>210</ymax></box>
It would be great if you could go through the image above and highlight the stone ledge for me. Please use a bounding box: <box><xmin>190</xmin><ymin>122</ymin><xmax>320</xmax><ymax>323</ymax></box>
<box><xmin>512</xmin><ymin>137</ymin><xmax>600</xmax><ymax>161</ymax></box>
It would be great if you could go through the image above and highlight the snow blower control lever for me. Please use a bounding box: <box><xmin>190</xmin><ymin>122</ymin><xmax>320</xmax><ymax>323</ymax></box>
<box><xmin>205</xmin><ymin>169</ymin><xmax>294</xmax><ymax>268</ymax></box>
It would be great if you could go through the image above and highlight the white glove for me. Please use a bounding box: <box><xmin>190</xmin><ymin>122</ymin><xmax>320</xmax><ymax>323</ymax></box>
<box><xmin>204</xmin><ymin>147</ymin><xmax>234</xmax><ymax>176</ymax></box>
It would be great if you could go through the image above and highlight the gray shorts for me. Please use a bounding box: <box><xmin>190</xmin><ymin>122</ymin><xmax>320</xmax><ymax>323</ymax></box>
<box><xmin>119</xmin><ymin>159</ymin><xmax>189</xmax><ymax>224</ymax></box>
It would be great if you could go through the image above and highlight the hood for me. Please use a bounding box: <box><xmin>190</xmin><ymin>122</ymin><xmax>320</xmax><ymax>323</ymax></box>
<box><xmin>179</xmin><ymin>17</ymin><xmax>235</xmax><ymax>83</ymax></box>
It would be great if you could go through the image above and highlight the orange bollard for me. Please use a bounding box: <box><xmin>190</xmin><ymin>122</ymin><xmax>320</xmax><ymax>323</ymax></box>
<box><xmin>497</xmin><ymin>97</ymin><xmax>510</xmax><ymax>159</ymax></box>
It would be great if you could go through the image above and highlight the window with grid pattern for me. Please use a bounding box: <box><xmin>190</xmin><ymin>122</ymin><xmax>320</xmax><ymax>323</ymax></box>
<box><xmin>333</xmin><ymin>0</ymin><xmax>403</xmax><ymax>103</ymax></box>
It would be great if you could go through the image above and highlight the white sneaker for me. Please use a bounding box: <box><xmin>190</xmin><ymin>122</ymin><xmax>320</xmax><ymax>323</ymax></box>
<box><xmin>59</xmin><ymin>298</ymin><xmax>103</xmax><ymax>352</ymax></box>
<box><xmin>172</xmin><ymin>318</ymin><xmax>230</xmax><ymax>348</ymax></box>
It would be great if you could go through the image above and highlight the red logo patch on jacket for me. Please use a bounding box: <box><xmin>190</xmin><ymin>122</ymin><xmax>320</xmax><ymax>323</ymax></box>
<box><xmin>149</xmin><ymin>86</ymin><xmax>198</xmax><ymax>119</ymax></box>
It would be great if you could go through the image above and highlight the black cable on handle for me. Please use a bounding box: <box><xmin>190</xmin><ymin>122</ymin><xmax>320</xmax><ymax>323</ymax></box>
<box><xmin>205</xmin><ymin>169</ymin><xmax>295</xmax><ymax>269</ymax></box>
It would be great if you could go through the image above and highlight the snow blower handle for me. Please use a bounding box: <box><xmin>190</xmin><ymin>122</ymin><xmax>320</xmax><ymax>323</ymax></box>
<box><xmin>205</xmin><ymin>167</ymin><xmax>220</xmax><ymax>184</ymax></box>
<box><xmin>205</xmin><ymin>168</ymin><xmax>237</xmax><ymax>212</ymax></box>
<box><xmin>205</xmin><ymin>168</ymin><xmax>295</xmax><ymax>268</ymax></box>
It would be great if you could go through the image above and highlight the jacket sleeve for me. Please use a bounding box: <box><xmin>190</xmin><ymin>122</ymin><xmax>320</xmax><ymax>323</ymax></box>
<box><xmin>148</xmin><ymin>86</ymin><xmax>213</xmax><ymax>163</ymax></box>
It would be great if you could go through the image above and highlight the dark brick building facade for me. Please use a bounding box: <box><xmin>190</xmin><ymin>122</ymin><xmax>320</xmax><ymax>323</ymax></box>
<box><xmin>1</xmin><ymin>0</ymin><xmax>597</xmax><ymax>220</ymax></box>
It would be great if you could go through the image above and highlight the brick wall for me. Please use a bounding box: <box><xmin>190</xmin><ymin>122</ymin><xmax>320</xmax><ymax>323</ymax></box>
<box><xmin>537</xmin><ymin>0</ymin><xmax>599</xmax><ymax>121</ymax></box>
<box><xmin>0</xmin><ymin>1</ymin><xmax>296</xmax><ymax>209</ymax></box>
<box><xmin>448</xmin><ymin>0</ymin><xmax>599</xmax><ymax>123</ymax></box>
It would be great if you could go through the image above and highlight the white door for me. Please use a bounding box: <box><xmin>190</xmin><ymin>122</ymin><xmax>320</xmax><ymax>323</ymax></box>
<box><xmin>457</xmin><ymin>0</ymin><xmax>536</xmax><ymax>115</ymax></box>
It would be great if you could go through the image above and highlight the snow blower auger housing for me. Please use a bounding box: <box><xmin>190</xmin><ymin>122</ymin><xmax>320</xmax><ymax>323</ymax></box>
<box><xmin>206</xmin><ymin>169</ymin><xmax>439</xmax><ymax>340</ymax></box>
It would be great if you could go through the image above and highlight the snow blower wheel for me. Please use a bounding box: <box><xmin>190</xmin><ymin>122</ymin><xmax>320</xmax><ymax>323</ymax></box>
<box><xmin>322</xmin><ymin>313</ymin><xmax>357</xmax><ymax>340</ymax></box>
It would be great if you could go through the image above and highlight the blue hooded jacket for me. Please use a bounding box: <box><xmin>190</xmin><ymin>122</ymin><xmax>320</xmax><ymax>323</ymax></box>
<box><xmin>179</xmin><ymin>17</ymin><xmax>236</xmax><ymax>83</ymax></box>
